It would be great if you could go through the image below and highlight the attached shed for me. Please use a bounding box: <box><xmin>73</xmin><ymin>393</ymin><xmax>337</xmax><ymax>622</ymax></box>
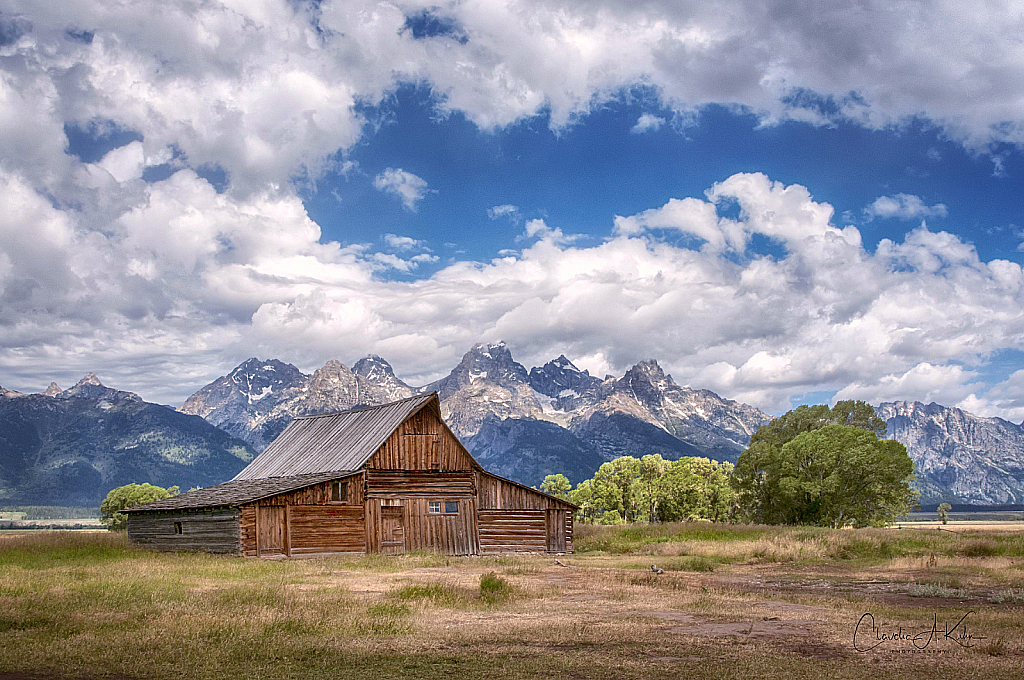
<box><xmin>125</xmin><ymin>393</ymin><xmax>575</xmax><ymax>556</ymax></box>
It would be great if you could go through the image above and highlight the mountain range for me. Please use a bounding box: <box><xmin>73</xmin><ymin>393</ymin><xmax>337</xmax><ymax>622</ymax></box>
<box><xmin>0</xmin><ymin>375</ymin><xmax>254</xmax><ymax>506</ymax></box>
<box><xmin>3</xmin><ymin>342</ymin><xmax>1024</xmax><ymax>505</ymax></box>
<box><xmin>179</xmin><ymin>343</ymin><xmax>770</xmax><ymax>487</ymax></box>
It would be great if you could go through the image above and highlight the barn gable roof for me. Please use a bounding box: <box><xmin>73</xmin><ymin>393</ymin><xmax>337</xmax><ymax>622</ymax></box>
<box><xmin>124</xmin><ymin>391</ymin><xmax>574</xmax><ymax>514</ymax></box>
<box><xmin>122</xmin><ymin>470</ymin><xmax>360</xmax><ymax>513</ymax></box>
<box><xmin>233</xmin><ymin>392</ymin><xmax>440</xmax><ymax>480</ymax></box>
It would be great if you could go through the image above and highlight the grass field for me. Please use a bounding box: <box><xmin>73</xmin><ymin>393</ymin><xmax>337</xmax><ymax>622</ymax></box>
<box><xmin>2</xmin><ymin>522</ymin><xmax>1022</xmax><ymax>679</ymax></box>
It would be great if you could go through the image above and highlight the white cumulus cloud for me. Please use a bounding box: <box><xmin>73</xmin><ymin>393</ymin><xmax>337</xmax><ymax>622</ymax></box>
<box><xmin>631</xmin><ymin>113</ymin><xmax>665</xmax><ymax>134</ymax></box>
<box><xmin>865</xmin><ymin>194</ymin><xmax>948</xmax><ymax>221</ymax></box>
<box><xmin>373</xmin><ymin>168</ymin><xmax>431</xmax><ymax>211</ymax></box>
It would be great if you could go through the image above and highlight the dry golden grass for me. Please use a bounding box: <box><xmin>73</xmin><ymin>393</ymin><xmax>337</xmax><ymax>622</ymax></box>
<box><xmin>1</xmin><ymin>526</ymin><xmax>1023</xmax><ymax>679</ymax></box>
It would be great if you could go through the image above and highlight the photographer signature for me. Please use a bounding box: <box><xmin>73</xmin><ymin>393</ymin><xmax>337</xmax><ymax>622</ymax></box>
<box><xmin>854</xmin><ymin>611</ymin><xmax>986</xmax><ymax>652</ymax></box>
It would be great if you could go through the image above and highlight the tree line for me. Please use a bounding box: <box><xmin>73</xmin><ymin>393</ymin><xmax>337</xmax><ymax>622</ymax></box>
<box><xmin>541</xmin><ymin>400</ymin><xmax>919</xmax><ymax>528</ymax></box>
<box><xmin>100</xmin><ymin>400</ymin><xmax>919</xmax><ymax>530</ymax></box>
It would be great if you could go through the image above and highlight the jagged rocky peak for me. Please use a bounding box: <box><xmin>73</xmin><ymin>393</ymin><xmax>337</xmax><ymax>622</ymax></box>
<box><xmin>41</xmin><ymin>382</ymin><xmax>61</xmax><ymax>397</ymax></box>
<box><xmin>877</xmin><ymin>400</ymin><xmax>1024</xmax><ymax>504</ymax></box>
<box><xmin>307</xmin><ymin>359</ymin><xmax>357</xmax><ymax>390</ymax></box>
<box><xmin>617</xmin><ymin>359</ymin><xmax>673</xmax><ymax>404</ymax></box>
<box><xmin>448</xmin><ymin>342</ymin><xmax>530</xmax><ymax>390</ymax></box>
<box><xmin>352</xmin><ymin>354</ymin><xmax>395</xmax><ymax>380</ymax></box>
<box><xmin>63</xmin><ymin>373</ymin><xmax>115</xmax><ymax>400</ymax></box>
<box><xmin>529</xmin><ymin>354</ymin><xmax>600</xmax><ymax>398</ymax></box>
<box><xmin>45</xmin><ymin>373</ymin><xmax>141</xmax><ymax>403</ymax></box>
<box><xmin>352</xmin><ymin>355</ymin><xmax>414</xmax><ymax>400</ymax></box>
<box><xmin>180</xmin><ymin>357</ymin><xmax>306</xmax><ymax>419</ymax></box>
<box><xmin>1</xmin><ymin>384</ymin><xmax>25</xmax><ymax>398</ymax></box>
<box><xmin>228</xmin><ymin>358</ymin><xmax>305</xmax><ymax>401</ymax></box>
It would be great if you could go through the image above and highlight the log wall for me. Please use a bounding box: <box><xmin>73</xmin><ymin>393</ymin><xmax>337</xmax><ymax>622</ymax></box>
<box><xmin>476</xmin><ymin>473</ymin><xmax>575</xmax><ymax>553</ymax></box>
<box><xmin>366</xmin><ymin>471</ymin><xmax>475</xmax><ymax>497</ymax></box>
<box><xmin>127</xmin><ymin>509</ymin><xmax>240</xmax><ymax>554</ymax></box>
<box><xmin>478</xmin><ymin>510</ymin><xmax>547</xmax><ymax>553</ymax></box>
<box><xmin>289</xmin><ymin>504</ymin><xmax>365</xmax><ymax>554</ymax></box>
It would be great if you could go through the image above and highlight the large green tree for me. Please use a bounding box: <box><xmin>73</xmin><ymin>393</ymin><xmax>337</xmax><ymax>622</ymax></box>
<box><xmin>732</xmin><ymin>401</ymin><xmax>917</xmax><ymax>527</ymax></box>
<box><xmin>539</xmin><ymin>474</ymin><xmax>571</xmax><ymax>500</ymax></box>
<box><xmin>100</xmin><ymin>483</ymin><xmax>179</xmax><ymax>531</ymax></box>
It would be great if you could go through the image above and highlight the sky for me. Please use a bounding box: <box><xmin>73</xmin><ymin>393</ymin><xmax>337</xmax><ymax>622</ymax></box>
<box><xmin>1</xmin><ymin>1</ymin><xmax>1024</xmax><ymax>420</ymax></box>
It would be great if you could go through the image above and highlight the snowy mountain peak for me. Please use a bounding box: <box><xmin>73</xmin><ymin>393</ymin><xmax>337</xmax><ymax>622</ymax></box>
<box><xmin>456</xmin><ymin>342</ymin><xmax>530</xmax><ymax>386</ymax></box>
<box><xmin>353</xmin><ymin>354</ymin><xmax>396</xmax><ymax>379</ymax></box>
<box><xmin>352</xmin><ymin>355</ymin><xmax>413</xmax><ymax>401</ymax></box>
<box><xmin>529</xmin><ymin>354</ymin><xmax>600</xmax><ymax>399</ymax></box>
<box><xmin>77</xmin><ymin>373</ymin><xmax>103</xmax><ymax>387</ymax></box>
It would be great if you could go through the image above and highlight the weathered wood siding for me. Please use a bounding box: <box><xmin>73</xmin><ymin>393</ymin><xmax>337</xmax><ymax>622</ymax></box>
<box><xmin>289</xmin><ymin>505</ymin><xmax>365</xmax><ymax>554</ymax></box>
<box><xmin>253</xmin><ymin>476</ymin><xmax>363</xmax><ymax>506</ymax></box>
<box><xmin>367</xmin><ymin>408</ymin><xmax>476</xmax><ymax>471</ymax></box>
<box><xmin>365</xmin><ymin>496</ymin><xmax>478</xmax><ymax>555</ymax></box>
<box><xmin>127</xmin><ymin>509</ymin><xmax>240</xmax><ymax>554</ymax></box>
<box><xmin>476</xmin><ymin>472</ymin><xmax>574</xmax><ymax>510</ymax></box>
<box><xmin>257</xmin><ymin>505</ymin><xmax>287</xmax><ymax>555</ymax></box>
<box><xmin>478</xmin><ymin>510</ymin><xmax>547</xmax><ymax>553</ymax></box>
<box><xmin>240</xmin><ymin>474</ymin><xmax>366</xmax><ymax>557</ymax></box>
<box><xmin>476</xmin><ymin>473</ymin><xmax>574</xmax><ymax>553</ymax></box>
<box><xmin>240</xmin><ymin>504</ymin><xmax>257</xmax><ymax>557</ymax></box>
<box><xmin>366</xmin><ymin>471</ymin><xmax>475</xmax><ymax>497</ymax></box>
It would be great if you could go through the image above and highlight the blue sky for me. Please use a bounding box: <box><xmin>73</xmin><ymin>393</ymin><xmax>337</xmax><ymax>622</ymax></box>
<box><xmin>2</xmin><ymin>0</ymin><xmax>1024</xmax><ymax>420</ymax></box>
<box><xmin>311</xmin><ymin>86</ymin><xmax>1023</xmax><ymax>270</ymax></box>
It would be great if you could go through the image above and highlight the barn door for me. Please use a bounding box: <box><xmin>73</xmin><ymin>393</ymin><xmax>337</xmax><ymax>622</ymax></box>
<box><xmin>546</xmin><ymin>509</ymin><xmax>567</xmax><ymax>553</ymax></box>
<box><xmin>257</xmin><ymin>506</ymin><xmax>286</xmax><ymax>556</ymax></box>
<box><xmin>380</xmin><ymin>505</ymin><xmax>406</xmax><ymax>554</ymax></box>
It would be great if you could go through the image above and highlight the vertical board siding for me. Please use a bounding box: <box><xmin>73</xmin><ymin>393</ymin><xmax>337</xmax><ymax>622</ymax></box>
<box><xmin>476</xmin><ymin>472</ymin><xmax>573</xmax><ymax>510</ymax></box>
<box><xmin>367</xmin><ymin>409</ymin><xmax>476</xmax><ymax>472</ymax></box>
<box><xmin>127</xmin><ymin>510</ymin><xmax>240</xmax><ymax>554</ymax></box>
<box><xmin>257</xmin><ymin>506</ymin><xmax>286</xmax><ymax>555</ymax></box>
<box><xmin>364</xmin><ymin>499</ymin><xmax>381</xmax><ymax>554</ymax></box>
<box><xmin>403</xmin><ymin>497</ymin><xmax>478</xmax><ymax>555</ymax></box>
<box><xmin>546</xmin><ymin>509</ymin><xmax>567</xmax><ymax>553</ymax></box>
<box><xmin>478</xmin><ymin>510</ymin><xmax>547</xmax><ymax>553</ymax></box>
<box><xmin>253</xmin><ymin>475</ymin><xmax>363</xmax><ymax>506</ymax></box>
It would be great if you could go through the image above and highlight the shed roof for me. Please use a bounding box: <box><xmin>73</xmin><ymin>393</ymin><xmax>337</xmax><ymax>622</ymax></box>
<box><xmin>232</xmin><ymin>392</ymin><xmax>439</xmax><ymax>480</ymax></box>
<box><xmin>122</xmin><ymin>470</ymin><xmax>360</xmax><ymax>513</ymax></box>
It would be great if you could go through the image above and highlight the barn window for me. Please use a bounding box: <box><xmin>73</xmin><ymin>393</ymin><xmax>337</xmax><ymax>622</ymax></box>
<box><xmin>444</xmin><ymin>501</ymin><xmax>458</xmax><ymax>514</ymax></box>
<box><xmin>173</xmin><ymin>522</ymin><xmax>182</xmax><ymax>534</ymax></box>
<box><xmin>331</xmin><ymin>481</ymin><xmax>348</xmax><ymax>503</ymax></box>
<box><xmin>428</xmin><ymin>501</ymin><xmax>441</xmax><ymax>514</ymax></box>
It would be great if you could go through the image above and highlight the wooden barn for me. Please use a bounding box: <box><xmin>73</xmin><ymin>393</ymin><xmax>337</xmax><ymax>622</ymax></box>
<box><xmin>124</xmin><ymin>393</ymin><xmax>575</xmax><ymax>557</ymax></box>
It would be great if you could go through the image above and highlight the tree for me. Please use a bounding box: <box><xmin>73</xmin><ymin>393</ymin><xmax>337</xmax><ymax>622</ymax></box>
<box><xmin>732</xmin><ymin>401</ymin><xmax>917</xmax><ymax>527</ymax></box>
<box><xmin>937</xmin><ymin>502</ymin><xmax>951</xmax><ymax>525</ymax></box>
<box><xmin>591</xmin><ymin>456</ymin><xmax>642</xmax><ymax>523</ymax></box>
<box><xmin>100</xmin><ymin>483</ymin><xmax>179</xmax><ymax>531</ymax></box>
<box><xmin>540</xmin><ymin>474</ymin><xmax>571</xmax><ymax>500</ymax></box>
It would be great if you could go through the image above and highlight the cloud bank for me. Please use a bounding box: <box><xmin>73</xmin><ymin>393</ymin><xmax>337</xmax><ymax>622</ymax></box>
<box><xmin>2</xmin><ymin>0</ymin><xmax>1024</xmax><ymax>420</ymax></box>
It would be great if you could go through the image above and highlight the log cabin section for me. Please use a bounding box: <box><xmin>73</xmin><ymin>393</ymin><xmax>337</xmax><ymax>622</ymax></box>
<box><xmin>124</xmin><ymin>392</ymin><xmax>574</xmax><ymax>556</ymax></box>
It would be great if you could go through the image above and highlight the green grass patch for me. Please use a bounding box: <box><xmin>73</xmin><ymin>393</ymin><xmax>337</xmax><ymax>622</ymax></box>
<box><xmin>0</xmin><ymin>530</ymin><xmax>138</xmax><ymax>569</ymax></box>
<box><xmin>390</xmin><ymin>582</ymin><xmax>466</xmax><ymax>607</ymax></box>
<box><xmin>479</xmin><ymin>572</ymin><xmax>514</xmax><ymax>605</ymax></box>
<box><xmin>906</xmin><ymin>582</ymin><xmax>969</xmax><ymax>598</ymax></box>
